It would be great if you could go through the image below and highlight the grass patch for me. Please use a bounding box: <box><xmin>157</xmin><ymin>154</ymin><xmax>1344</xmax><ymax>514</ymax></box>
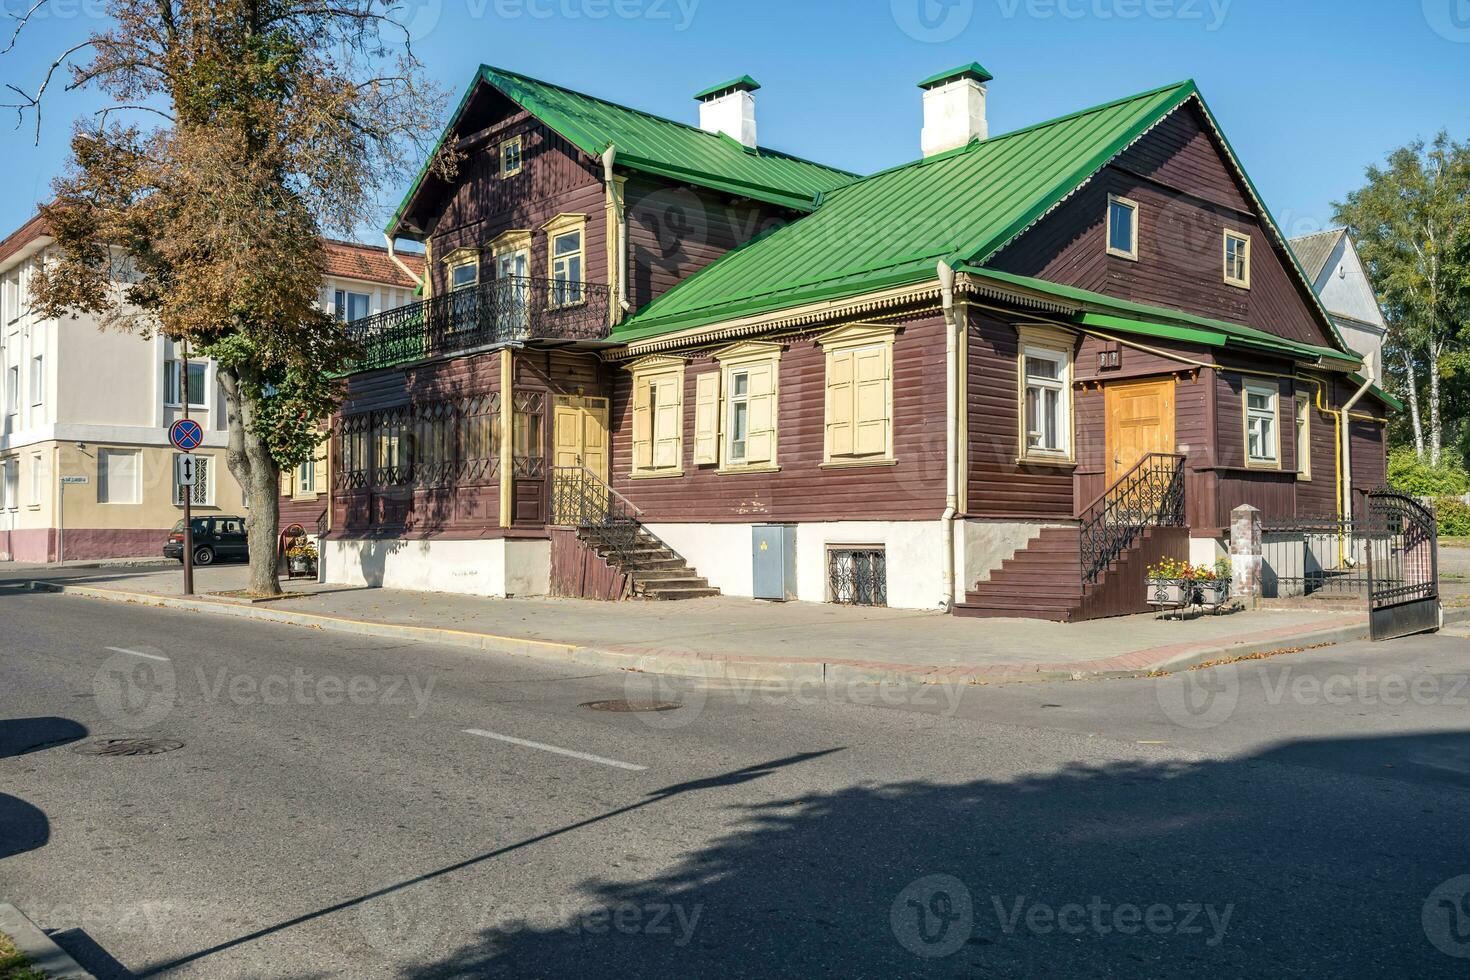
<box><xmin>0</xmin><ymin>933</ymin><xmax>47</xmax><ymax>980</ymax></box>
<box><xmin>1440</xmin><ymin>537</ymin><xmax>1470</xmax><ymax>549</ymax></box>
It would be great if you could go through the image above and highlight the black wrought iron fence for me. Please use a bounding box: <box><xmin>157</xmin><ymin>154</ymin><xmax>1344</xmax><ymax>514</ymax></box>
<box><xmin>1079</xmin><ymin>453</ymin><xmax>1187</xmax><ymax>585</ymax></box>
<box><xmin>345</xmin><ymin>277</ymin><xmax>610</xmax><ymax>371</ymax></box>
<box><xmin>828</xmin><ymin>548</ymin><xmax>888</xmax><ymax>606</ymax></box>
<box><xmin>1259</xmin><ymin>517</ymin><xmax>1371</xmax><ymax>598</ymax></box>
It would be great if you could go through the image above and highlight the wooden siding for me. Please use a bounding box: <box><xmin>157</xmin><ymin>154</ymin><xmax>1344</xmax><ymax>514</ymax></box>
<box><xmin>623</xmin><ymin>176</ymin><xmax>792</xmax><ymax>311</ymax></box>
<box><xmin>426</xmin><ymin>114</ymin><xmax>606</xmax><ymax>296</ymax></box>
<box><xmin>966</xmin><ymin>311</ymin><xmax>1075</xmax><ymax>518</ymax></box>
<box><xmin>988</xmin><ymin>103</ymin><xmax>1335</xmax><ymax>351</ymax></box>
<box><xmin>549</xmin><ymin>527</ymin><xmax>628</xmax><ymax>600</ymax></box>
<box><xmin>610</xmin><ymin>313</ymin><xmax>947</xmax><ymax>522</ymax></box>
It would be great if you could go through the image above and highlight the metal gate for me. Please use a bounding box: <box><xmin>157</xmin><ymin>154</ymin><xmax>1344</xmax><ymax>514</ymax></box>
<box><xmin>1366</xmin><ymin>490</ymin><xmax>1440</xmax><ymax>641</ymax></box>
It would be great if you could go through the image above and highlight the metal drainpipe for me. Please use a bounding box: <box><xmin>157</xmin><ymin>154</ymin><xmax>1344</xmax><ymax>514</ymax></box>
<box><xmin>939</xmin><ymin>260</ymin><xmax>959</xmax><ymax>610</ymax></box>
<box><xmin>1339</xmin><ymin>359</ymin><xmax>1376</xmax><ymax>520</ymax></box>
<box><xmin>601</xmin><ymin>144</ymin><xmax>630</xmax><ymax>315</ymax></box>
<box><xmin>383</xmin><ymin>233</ymin><xmax>425</xmax><ymax>292</ymax></box>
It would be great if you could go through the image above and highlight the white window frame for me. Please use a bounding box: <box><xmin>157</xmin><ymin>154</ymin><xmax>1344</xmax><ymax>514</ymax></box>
<box><xmin>1016</xmin><ymin>329</ymin><xmax>1075</xmax><ymax>464</ymax></box>
<box><xmin>98</xmin><ymin>448</ymin><xmax>142</xmax><ymax>505</ymax></box>
<box><xmin>1244</xmin><ymin>381</ymin><xmax>1280</xmax><ymax>468</ymax></box>
<box><xmin>297</xmin><ymin>457</ymin><xmax>317</xmax><ymax>495</ymax></box>
<box><xmin>28</xmin><ymin>451</ymin><xmax>42</xmax><ymax>507</ymax></box>
<box><xmin>5</xmin><ymin>364</ymin><xmax>17</xmax><ymax>415</ymax></box>
<box><xmin>173</xmin><ymin>452</ymin><xmax>214</xmax><ymax>507</ymax></box>
<box><xmin>2</xmin><ymin>272</ymin><xmax>19</xmax><ymax>325</ymax></box>
<box><xmin>442</xmin><ymin>248</ymin><xmax>480</xmax><ymax>293</ymax></box>
<box><xmin>711</xmin><ymin>342</ymin><xmax>782</xmax><ymax>474</ymax></box>
<box><xmin>1224</xmin><ymin>230</ymin><xmax>1251</xmax><ymax>289</ymax></box>
<box><xmin>543</xmin><ymin>214</ymin><xmax>587</xmax><ymax>308</ymax></box>
<box><xmin>500</xmin><ymin>135</ymin><xmax>523</xmax><ymax>178</ymax></box>
<box><xmin>725</xmin><ymin>367</ymin><xmax>753</xmax><ymax>466</ymax></box>
<box><xmin>1295</xmin><ymin>393</ymin><xmax>1311</xmax><ymax>480</ymax></box>
<box><xmin>333</xmin><ymin>289</ymin><xmax>371</xmax><ymax>322</ymax></box>
<box><xmin>29</xmin><ymin>353</ymin><xmax>43</xmax><ymax>406</ymax></box>
<box><xmin>165</xmin><ymin>359</ymin><xmax>209</xmax><ymax>410</ymax></box>
<box><xmin>1106</xmin><ymin>194</ymin><xmax>1140</xmax><ymax>261</ymax></box>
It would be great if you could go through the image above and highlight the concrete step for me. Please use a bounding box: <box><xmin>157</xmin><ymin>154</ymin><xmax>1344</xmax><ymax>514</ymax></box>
<box><xmin>639</xmin><ymin>583</ymin><xmax>720</xmax><ymax>600</ymax></box>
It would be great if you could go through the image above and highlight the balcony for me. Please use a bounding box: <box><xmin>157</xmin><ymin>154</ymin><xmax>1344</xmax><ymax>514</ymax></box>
<box><xmin>344</xmin><ymin>276</ymin><xmax>611</xmax><ymax>372</ymax></box>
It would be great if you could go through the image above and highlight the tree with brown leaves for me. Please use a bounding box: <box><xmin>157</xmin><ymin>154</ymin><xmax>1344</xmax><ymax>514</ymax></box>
<box><xmin>2</xmin><ymin>0</ymin><xmax>453</xmax><ymax>594</ymax></box>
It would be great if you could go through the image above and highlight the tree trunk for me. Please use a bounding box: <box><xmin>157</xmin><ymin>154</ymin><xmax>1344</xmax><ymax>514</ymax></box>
<box><xmin>1429</xmin><ymin>339</ymin><xmax>1443</xmax><ymax>467</ymax></box>
<box><xmin>1402</xmin><ymin>349</ymin><xmax>1425</xmax><ymax>459</ymax></box>
<box><xmin>218</xmin><ymin>365</ymin><xmax>283</xmax><ymax>596</ymax></box>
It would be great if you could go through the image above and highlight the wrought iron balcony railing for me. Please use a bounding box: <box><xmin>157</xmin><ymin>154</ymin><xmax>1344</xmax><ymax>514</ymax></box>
<box><xmin>344</xmin><ymin>276</ymin><xmax>611</xmax><ymax>371</ymax></box>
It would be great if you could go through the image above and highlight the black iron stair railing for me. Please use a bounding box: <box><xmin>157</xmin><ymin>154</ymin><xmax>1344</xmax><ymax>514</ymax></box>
<box><xmin>1078</xmin><ymin>452</ymin><xmax>1186</xmax><ymax>585</ymax></box>
<box><xmin>550</xmin><ymin>466</ymin><xmax>676</xmax><ymax>572</ymax></box>
<box><xmin>344</xmin><ymin>276</ymin><xmax>611</xmax><ymax>372</ymax></box>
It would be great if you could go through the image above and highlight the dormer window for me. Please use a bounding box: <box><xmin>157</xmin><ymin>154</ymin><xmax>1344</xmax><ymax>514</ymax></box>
<box><xmin>1106</xmin><ymin>195</ymin><xmax>1139</xmax><ymax>261</ymax></box>
<box><xmin>1224</xmin><ymin>230</ymin><xmax>1251</xmax><ymax>288</ymax></box>
<box><xmin>500</xmin><ymin>136</ymin><xmax>523</xmax><ymax>178</ymax></box>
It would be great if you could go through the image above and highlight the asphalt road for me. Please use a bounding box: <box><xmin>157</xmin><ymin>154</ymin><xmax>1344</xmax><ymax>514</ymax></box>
<box><xmin>3</xmin><ymin>582</ymin><xmax>1470</xmax><ymax>978</ymax></box>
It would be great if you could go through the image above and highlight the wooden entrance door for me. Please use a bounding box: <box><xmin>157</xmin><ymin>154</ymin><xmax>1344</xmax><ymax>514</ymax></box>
<box><xmin>552</xmin><ymin>395</ymin><xmax>610</xmax><ymax>524</ymax></box>
<box><xmin>1105</xmin><ymin>379</ymin><xmax>1175</xmax><ymax>484</ymax></box>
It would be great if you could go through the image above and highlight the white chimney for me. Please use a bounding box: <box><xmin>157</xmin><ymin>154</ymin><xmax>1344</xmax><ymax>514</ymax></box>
<box><xmin>920</xmin><ymin>63</ymin><xmax>993</xmax><ymax>157</ymax></box>
<box><xmin>695</xmin><ymin>75</ymin><xmax>760</xmax><ymax>149</ymax></box>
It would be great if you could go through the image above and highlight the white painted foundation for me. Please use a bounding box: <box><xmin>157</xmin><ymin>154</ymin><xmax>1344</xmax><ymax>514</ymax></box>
<box><xmin>324</xmin><ymin>537</ymin><xmax>550</xmax><ymax>598</ymax></box>
<box><xmin>1190</xmin><ymin>536</ymin><xmax>1227</xmax><ymax>566</ymax></box>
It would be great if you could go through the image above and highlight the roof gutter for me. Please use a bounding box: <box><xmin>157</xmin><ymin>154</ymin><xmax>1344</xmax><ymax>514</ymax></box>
<box><xmin>383</xmin><ymin>234</ymin><xmax>425</xmax><ymax>292</ymax></box>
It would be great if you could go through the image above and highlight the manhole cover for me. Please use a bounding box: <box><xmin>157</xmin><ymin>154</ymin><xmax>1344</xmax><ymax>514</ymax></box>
<box><xmin>73</xmin><ymin>737</ymin><xmax>185</xmax><ymax>757</ymax></box>
<box><xmin>580</xmin><ymin>699</ymin><xmax>682</xmax><ymax>713</ymax></box>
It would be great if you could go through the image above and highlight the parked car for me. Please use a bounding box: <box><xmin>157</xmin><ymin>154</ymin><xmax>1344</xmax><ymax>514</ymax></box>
<box><xmin>163</xmin><ymin>516</ymin><xmax>249</xmax><ymax>565</ymax></box>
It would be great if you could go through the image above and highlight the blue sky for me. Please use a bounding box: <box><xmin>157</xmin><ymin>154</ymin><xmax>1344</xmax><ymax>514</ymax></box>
<box><xmin>1</xmin><ymin>0</ymin><xmax>1467</xmax><ymax>243</ymax></box>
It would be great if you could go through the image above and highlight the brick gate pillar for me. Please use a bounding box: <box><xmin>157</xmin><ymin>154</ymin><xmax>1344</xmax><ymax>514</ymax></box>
<box><xmin>1230</xmin><ymin>504</ymin><xmax>1262</xmax><ymax>609</ymax></box>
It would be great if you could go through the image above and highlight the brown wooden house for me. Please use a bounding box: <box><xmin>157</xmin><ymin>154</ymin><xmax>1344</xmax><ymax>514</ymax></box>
<box><xmin>324</xmin><ymin>63</ymin><xmax>1394</xmax><ymax>619</ymax></box>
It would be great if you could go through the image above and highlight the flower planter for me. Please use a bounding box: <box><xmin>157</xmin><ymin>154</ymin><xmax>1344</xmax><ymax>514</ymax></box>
<box><xmin>1146</xmin><ymin>578</ymin><xmax>1190</xmax><ymax>607</ymax></box>
<box><xmin>288</xmin><ymin>557</ymin><xmax>317</xmax><ymax>577</ymax></box>
<box><xmin>1194</xmin><ymin>580</ymin><xmax>1229</xmax><ymax>607</ymax></box>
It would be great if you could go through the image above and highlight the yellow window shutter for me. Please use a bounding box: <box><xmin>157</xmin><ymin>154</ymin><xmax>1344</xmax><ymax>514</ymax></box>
<box><xmin>745</xmin><ymin>360</ymin><xmax>776</xmax><ymax>464</ymax></box>
<box><xmin>693</xmin><ymin>371</ymin><xmax>720</xmax><ymax>465</ymax></box>
<box><xmin>631</xmin><ymin>376</ymin><xmax>653</xmax><ymax>471</ymax></box>
<box><xmin>652</xmin><ymin>375</ymin><xmax>681</xmax><ymax>469</ymax></box>
<box><xmin>826</xmin><ymin>349</ymin><xmax>855</xmax><ymax>458</ymax></box>
<box><xmin>853</xmin><ymin>344</ymin><xmax>891</xmax><ymax>456</ymax></box>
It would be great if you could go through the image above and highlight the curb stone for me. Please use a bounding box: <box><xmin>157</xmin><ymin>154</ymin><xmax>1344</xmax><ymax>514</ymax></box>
<box><xmin>0</xmin><ymin>903</ymin><xmax>94</xmax><ymax>980</ymax></box>
<box><xmin>32</xmin><ymin>580</ymin><xmax>1459</xmax><ymax>686</ymax></box>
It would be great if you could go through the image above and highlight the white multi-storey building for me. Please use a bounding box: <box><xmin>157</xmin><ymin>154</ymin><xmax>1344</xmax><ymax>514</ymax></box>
<box><xmin>1290</xmin><ymin>228</ymin><xmax>1388</xmax><ymax>380</ymax></box>
<box><xmin>0</xmin><ymin>214</ymin><xmax>421</xmax><ymax>561</ymax></box>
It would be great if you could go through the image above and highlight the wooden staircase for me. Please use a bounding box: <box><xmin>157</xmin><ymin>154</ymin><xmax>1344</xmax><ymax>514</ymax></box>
<box><xmin>577</xmin><ymin>524</ymin><xmax>720</xmax><ymax>600</ymax></box>
<box><xmin>955</xmin><ymin>453</ymin><xmax>1189</xmax><ymax>622</ymax></box>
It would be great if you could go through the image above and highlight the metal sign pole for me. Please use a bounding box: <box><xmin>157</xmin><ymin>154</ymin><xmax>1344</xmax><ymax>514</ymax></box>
<box><xmin>181</xmin><ymin>337</ymin><xmax>194</xmax><ymax>596</ymax></box>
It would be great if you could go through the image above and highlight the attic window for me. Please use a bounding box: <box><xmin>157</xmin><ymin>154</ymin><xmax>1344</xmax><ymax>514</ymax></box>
<box><xmin>1224</xmin><ymin>231</ymin><xmax>1251</xmax><ymax>288</ymax></box>
<box><xmin>500</xmin><ymin>136</ymin><xmax>523</xmax><ymax>178</ymax></box>
<box><xmin>1107</xmin><ymin>195</ymin><xmax>1139</xmax><ymax>261</ymax></box>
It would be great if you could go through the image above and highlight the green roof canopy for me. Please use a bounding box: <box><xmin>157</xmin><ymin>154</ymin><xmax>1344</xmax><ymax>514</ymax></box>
<box><xmin>694</xmin><ymin>75</ymin><xmax>762</xmax><ymax>101</ymax></box>
<box><xmin>918</xmin><ymin>62</ymin><xmax>994</xmax><ymax>89</ymax></box>
<box><xmin>388</xmin><ymin>65</ymin><xmax>857</xmax><ymax>234</ymax></box>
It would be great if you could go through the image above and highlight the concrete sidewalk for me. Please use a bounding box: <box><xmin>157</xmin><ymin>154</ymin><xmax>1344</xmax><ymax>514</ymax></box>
<box><xmin>20</xmin><ymin>563</ymin><xmax>1407</xmax><ymax>686</ymax></box>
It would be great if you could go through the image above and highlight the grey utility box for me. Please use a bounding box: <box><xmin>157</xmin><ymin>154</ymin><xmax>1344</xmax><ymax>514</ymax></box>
<box><xmin>753</xmin><ymin>525</ymin><xmax>797</xmax><ymax>601</ymax></box>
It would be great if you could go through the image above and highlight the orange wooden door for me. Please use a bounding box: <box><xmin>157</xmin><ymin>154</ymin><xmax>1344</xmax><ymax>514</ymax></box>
<box><xmin>1104</xmin><ymin>379</ymin><xmax>1175</xmax><ymax>484</ymax></box>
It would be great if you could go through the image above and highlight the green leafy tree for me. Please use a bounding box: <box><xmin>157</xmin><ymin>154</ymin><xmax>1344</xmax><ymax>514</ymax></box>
<box><xmin>1334</xmin><ymin>132</ymin><xmax>1470</xmax><ymax>466</ymax></box>
<box><xmin>2</xmin><ymin>0</ymin><xmax>451</xmax><ymax>594</ymax></box>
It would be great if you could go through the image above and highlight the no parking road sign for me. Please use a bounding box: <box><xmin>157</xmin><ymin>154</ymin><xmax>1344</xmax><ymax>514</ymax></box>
<box><xmin>169</xmin><ymin>418</ymin><xmax>204</xmax><ymax>452</ymax></box>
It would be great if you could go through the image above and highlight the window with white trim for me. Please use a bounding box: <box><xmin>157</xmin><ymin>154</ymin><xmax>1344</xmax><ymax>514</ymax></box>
<box><xmin>297</xmin><ymin>458</ymin><xmax>317</xmax><ymax>495</ymax></box>
<box><xmin>1224</xmin><ymin>230</ymin><xmax>1251</xmax><ymax>288</ymax></box>
<box><xmin>98</xmin><ymin>449</ymin><xmax>141</xmax><ymax>504</ymax></box>
<box><xmin>28</xmin><ymin>452</ymin><xmax>42</xmax><ymax>505</ymax></box>
<box><xmin>629</xmin><ymin>360</ymin><xmax>684</xmax><ymax>477</ymax></box>
<box><xmin>1020</xmin><ymin>344</ymin><xmax>1072</xmax><ymax>460</ymax></box>
<box><xmin>2</xmin><ymin>272</ymin><xmax>18</xmax><ymax>324</ymax></box>
<box><xmin>544</xmin><ymin>214</ymin><xmax>586</xmax><ymax>307</ymax></box>
<box><xmin>1</xmin><ymin>457</ymin><xmax>16</xmax><ymax>509</ymax></box>
<box><xmin>500</xmin><ymin>136</ymin><xmax>523</xmax><ymax>178</ymax></box>
<box><xmin>333</xmin><ymin>290</ymin><xmax>370</xmax><ymax>322</ymax></box>
<box><xmin>173</xmin><ymin>453</ymin><xmax>213</xmax><ymax>506</ymax></box>
<box><xmin>1107</xmin><ymin>195</ymin><xmax>1139</xmax><ymax>260</ymax></box>
<box><xmin>5</xmin><ymin>364</ymin><xmax>17</xmax><ymax>415</ymax></box>
<box><xmin>29</xmin><ymin>354</ymin><xmax>43</xmax><ymax>406</ymax></box>
<box><xmin>713</xmin><ymin>345</ymin><xmax>780</xmax><ymax>471</ymax></box>
<box><xmin>1244</xmin><ymin>382</ymin><xmax>1279</xmax><ymax>466</ymax></box>
<box><xmin>1295</xmin><ymin>393</ymin><xmax>1311</xmax><ymax>479</ymax></box>
<box><xmin>165</xmin><ymin>360</ymin><xmax>208</xmax><ymax>409</ymax></box>
<box><xmin>449</xmin><ymin>258</ymin><xmax>478</xmax><ymax>292</ymax></box>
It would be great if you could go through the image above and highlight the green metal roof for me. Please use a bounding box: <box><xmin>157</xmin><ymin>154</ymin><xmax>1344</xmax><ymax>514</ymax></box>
<box><xmin>694</xmin><ymin>75</ymin><xmax>762</xmax><ymax>100</ymax></box>
<box><xmin>615</xmin><ymin>80</ymin><xmax>1198</xmax><ymax>343</ymax></box>
<box><xmin>388</xmin><ymin>66</ymin><xmax>857</xmax><ymax>235</ymax></box>
<box><xmin>918</xmin><ymin>62</ymin><xmax>994</xmax><ymax>89</ymax></box>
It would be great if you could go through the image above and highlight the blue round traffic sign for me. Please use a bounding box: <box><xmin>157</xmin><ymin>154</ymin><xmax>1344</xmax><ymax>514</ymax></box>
<box><xmin>169</xmin><ymin>418</ymin><xmax>204</xmax><ymax>451</ymax></box>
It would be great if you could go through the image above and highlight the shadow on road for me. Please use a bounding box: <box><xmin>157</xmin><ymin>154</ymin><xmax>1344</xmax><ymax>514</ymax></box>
<box><xmin>0</xmin><ymin>716</ymin><xmax>88</xmax><ymax>758</ymax></box>
<box><xmin>373</xmin><ymin>732</ymin><xmax>1470</xmax><ymax>979</ymax></box>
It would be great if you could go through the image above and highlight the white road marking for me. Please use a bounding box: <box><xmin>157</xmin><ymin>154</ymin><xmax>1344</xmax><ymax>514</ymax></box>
<box><xmin>106</xmin><ymin>647</ymin><xmax>170</xmax><ymax>662</ymax></box>
<box><xmin>463</xmin><ymin>729</ymin><xmax>647</xmax><ymax>771</ymax></box>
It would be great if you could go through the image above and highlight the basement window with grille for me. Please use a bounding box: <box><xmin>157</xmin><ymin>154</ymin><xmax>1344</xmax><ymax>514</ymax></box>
<box><xmin>828</xmin><ymin>547</ymin><xmax>887</xmax><ymax>607</ymax></box>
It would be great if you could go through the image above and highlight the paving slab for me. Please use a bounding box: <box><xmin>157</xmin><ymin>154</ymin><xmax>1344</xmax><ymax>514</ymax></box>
<box><xmin>23</xmin><ymin>563</ymin><xmax>1394</xmax><ymax>686</ymax></box>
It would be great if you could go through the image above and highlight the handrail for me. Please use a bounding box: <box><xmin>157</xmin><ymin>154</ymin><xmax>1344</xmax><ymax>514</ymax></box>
<box><xmin>555</xmin><ymin>465</ymin><xmax>644</xmax><ymax>516</ymax></box>
<box><xmin>1078</xmin><ymin>452</ymin><xmax>1186</xmax><ymax>585</ymax></box>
